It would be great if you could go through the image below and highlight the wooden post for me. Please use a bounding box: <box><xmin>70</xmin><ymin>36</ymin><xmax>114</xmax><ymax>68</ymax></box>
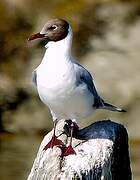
<box><xmin>27</xmin><ymin>120</ymin><xmax>132</xmax><ymax>180</ymax></box>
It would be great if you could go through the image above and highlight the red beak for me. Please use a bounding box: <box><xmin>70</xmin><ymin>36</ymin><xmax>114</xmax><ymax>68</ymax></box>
<box><xmin>28</xmin><ymin>32</ymin><xmax>46</xmax><ymax>41</ymax></box>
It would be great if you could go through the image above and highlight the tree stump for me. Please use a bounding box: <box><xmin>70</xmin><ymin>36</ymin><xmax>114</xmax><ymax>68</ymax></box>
<box><xmin>27</xmin><ymin>120</ymin><xmax>132</xmax><ymax>180</ymax></box>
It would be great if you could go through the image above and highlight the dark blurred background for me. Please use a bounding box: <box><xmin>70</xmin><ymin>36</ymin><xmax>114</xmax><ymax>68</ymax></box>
<box><xmin>0</xmin><ymin>0</ymin><xmax>140</xmax><ymax>179</ymax></box>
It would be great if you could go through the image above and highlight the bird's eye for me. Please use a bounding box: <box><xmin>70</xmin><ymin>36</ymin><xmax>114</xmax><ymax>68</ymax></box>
<box><xmin>48</xmin><ymin>25</ymin><xmax>58</xmax><ymax>30</ymax></box>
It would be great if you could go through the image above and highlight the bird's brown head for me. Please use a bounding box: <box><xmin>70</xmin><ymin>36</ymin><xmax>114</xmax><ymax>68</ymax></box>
<box><xmin>28</xmin><ymin>19</ymin><xmax>69</xmax><ymax>42</ymax></box>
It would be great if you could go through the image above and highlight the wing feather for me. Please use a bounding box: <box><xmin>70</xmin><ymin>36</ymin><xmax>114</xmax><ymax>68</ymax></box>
<box><xmin>74</xmin><ymin>62</ymin><xmax>103</xmax><ymax>107</ymax></box>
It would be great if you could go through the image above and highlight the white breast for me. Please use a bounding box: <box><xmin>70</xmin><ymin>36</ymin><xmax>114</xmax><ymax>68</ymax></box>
<box><xmin>36</xmin><ymin>57</ymin><xmax>93</xmax><ymax>120</ymax></box>
<box><xmin>37</xmin><ymin>56</ymin><xmax>76</xmax><ymax>100</ymax></box>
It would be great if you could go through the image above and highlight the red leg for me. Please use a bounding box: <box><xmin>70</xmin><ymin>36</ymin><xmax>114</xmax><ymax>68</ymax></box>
<box><xmin>43</xmin><ymin>121</ymin><xmax>65</xmax><ymax>151</ymax></box>
<box><xmin>62</xmin><ymin>122</ymin><xmax>76</xmax><ymax>156</ymax></box>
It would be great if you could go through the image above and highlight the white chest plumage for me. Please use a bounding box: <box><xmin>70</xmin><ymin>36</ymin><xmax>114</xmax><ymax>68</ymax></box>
<box><xmin>37</xmin><ymin>54</ymin><xmax>76</xmax><ymax>102</ymax></box>
<box><xmin>37</xmin><ymin>60</ymin><xmax>93</xmax><ymax>120</ymax></box>
<box><xmin>36</xmin><ymin>52</ymin><xmax>93</xmax><ymax>120</ymax></box>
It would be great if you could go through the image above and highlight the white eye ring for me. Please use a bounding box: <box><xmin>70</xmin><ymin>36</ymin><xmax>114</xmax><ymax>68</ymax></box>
<box><xmin>52</xmin><ymin>25</ymin><xmax>58</xmax><ymax>30</ymax></box>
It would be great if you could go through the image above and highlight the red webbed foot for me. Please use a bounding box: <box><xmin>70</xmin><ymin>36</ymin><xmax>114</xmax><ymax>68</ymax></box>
<box><xmin>43</xmin><ymin>135</ymin><xmax>64</xmax><ymax>150</ymax></box>
<box><xmin>61</xmin><ymin>145</ymin><xmax>76</xmax><ymax>157</ymax></box>
<box><xmin>61</xmin><ymin>120</ymin><xmax>78</xmax><ymax>157</ymax></box>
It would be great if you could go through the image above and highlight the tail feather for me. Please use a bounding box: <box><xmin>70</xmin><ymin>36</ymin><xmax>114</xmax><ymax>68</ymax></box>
<box><xmin>102</xmin><ymin>101</ymin><xmax>126</xmax><ymax>112</ymax></box>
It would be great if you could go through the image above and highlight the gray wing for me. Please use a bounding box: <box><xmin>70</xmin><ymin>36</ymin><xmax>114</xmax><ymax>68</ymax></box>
<box><xmin>32</xmin><ymin>70</ymin><xmax>37</xmax><ymax>86</ymax></box>
<box><xmin>74</xmin><ymin>62</ymin><xmax>103</xmax><ymax>107</ymax></box>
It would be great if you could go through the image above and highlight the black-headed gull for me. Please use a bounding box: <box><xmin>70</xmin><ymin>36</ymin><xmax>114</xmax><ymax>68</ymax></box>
<box><xmin>28</xmin><ymin>19</ymin><xmax>126</xmax><ymax>156</ymax></box>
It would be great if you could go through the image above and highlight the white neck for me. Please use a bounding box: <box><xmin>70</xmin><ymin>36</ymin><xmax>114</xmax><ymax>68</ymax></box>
<box><xmin>43</xmin><ymin>26</ymin><xmax>73</xmax><ymax>61</ymax></box>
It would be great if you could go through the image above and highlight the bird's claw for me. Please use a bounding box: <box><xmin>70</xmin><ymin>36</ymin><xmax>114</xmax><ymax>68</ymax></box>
<box><xmin>43</xmin><ymin>135</ymin><xmax>65</xmax><ymax>150</ymax></box>
<box><xmin>61</xmin><ymin>145</ymin><xmax>76</xmax><ymax>157</ymax></box>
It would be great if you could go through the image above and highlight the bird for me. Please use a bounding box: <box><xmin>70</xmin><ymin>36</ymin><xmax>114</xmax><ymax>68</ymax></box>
<box><xmin>28</xmin><ymin>18</ymin><xmax>126</xmax><ymax>156</ymax></box>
